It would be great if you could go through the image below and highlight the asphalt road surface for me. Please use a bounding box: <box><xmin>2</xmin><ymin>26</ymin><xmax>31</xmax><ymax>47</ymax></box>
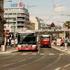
<box><xmin>0</xmin><ymin>48</ymin><xmax>70</xmax><ymax>70</ymax></box>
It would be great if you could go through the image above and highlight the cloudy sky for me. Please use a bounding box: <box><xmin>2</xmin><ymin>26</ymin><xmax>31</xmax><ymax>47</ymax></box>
<box><xmin>4</xmin><ymin>0</ymin><xmax>70</xmax><ymax>25</ymax></box>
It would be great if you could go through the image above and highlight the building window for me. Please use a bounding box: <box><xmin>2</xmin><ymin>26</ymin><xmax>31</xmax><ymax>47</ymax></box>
<box><xmin>12</xmin><ymin>13</ymin><xmax>16</xmax><ymax>15</ymax></box>
<box><xmin>17</xmin><ymin>26</ymin><xmax>24</xmax><ymax>28</ymax></box>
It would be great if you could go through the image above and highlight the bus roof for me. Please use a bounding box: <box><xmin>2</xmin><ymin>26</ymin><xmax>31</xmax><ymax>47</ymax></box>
<box><xmin>17</xmin><ymin>30</ymin><xmax>35</xmax><ymax>34</ymax></box>
<box><xmin>41</xmin><ymin>35</ymin><xmax>50</xmax><ymax>37</ymax></box>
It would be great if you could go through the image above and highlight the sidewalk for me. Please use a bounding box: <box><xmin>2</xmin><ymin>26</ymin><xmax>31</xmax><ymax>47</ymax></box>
<box><xmin>52</xmin><ymin>45</ymin><xmax>70</xmax><ymax>54</ymax></box>
<box><xmin>0</xmin><ymin>47</ymin><xmax>17</xmax><ymax>54</ymax></box>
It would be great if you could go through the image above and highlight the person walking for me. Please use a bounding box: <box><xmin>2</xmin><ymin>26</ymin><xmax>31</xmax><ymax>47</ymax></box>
<box><xmin>61</xmin><ymin>37</ymin><xmax>64</xmax><ymax>46</ymax></box>
<box><xmin>64</xmin><ymin>37</ymin><xmax>68</xmax><ymax>50</ymax></box>
<box><xmin>11</xmin><ymin>39</ymin><xmax>14</xmax><ymax>47</ymax></box>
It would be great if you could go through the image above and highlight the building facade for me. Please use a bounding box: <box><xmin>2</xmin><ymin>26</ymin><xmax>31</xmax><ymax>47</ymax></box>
<box><xmin>0</xmin><ymin>0</ymin><xmax>3</xmax><ymax>18</ymax></box>
<box><xmin>30</xmin><ymin>16</ymin><xmax>51</xmax><ymax>30</ymax></box>
<box><xmin>29</xmin><ymin>16</ymin><xmax>39</xmax><ymax>30</ymax></box>
<box><xmin>0</xmin><ymin>0</ymin><xmax>4</xmax><ymax>45</ymax></box>
<box><xmin>4</xmin><ymin>7</ymin><xmax>29</xmax><ymax>32</ymax></box>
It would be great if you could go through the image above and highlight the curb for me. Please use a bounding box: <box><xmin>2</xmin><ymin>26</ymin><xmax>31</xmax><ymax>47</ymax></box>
<box><xmin>52</xmin><ymin>46</ymin><xmax>70</xmax><ymax>55</ymax></box>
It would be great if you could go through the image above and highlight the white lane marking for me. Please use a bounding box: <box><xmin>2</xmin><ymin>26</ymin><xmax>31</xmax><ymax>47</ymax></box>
<box><xmin>55</xmin><ymin>67</ymin><xmax>61</xmax><ymax>70</ymax></box>
<box><xmin>48</xmin><ymin>53</ymin><xmax>55</xmax><ymax>55</ymax></box>
<box><xmin>57</xmin><ymin>64</ymin><xmax>70</xmax><ymax>70</ymax></box>
<box><xmin>21</xmin><ymin>52</ymin><xmax>56</xmax><ymax>56</ymax></box>
<box><xmin>40</xmin><ymin>53</ymin><xmax>44</xmax><ymax>55</ymax></box>
<box><xmin>21</xmin><ymin>52</ymin><xmax>37</xmax><ymax>55</ymax></box>
<box><xmin>21</xmin><ymin>52</ymin><xmax>44</xmax><ymax>55</ymax></box>
<box><xmin>31</xmin><ymin>53</ymin><xmax>37</xmax><ymax>55</ymax></box>
<box><xmin>64</xmin><ymin>64</ymin><xmax>70</xmax><ymax>68</ymax></box>
<box><xmin>59</xmin><ymin>53</ymin><xmax>64</xmax><ymax>55</ymax></box>
<box><xmin>21</xmin><ymin>53</ymin><xmax>28</xmax><ymax>55</ymax></box>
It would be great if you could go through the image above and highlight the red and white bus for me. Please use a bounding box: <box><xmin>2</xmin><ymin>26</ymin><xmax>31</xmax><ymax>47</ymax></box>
<box><xmin>16</xmin><ymin>30</ymin><xmax>38</xmax><ymax>51</ymax></box>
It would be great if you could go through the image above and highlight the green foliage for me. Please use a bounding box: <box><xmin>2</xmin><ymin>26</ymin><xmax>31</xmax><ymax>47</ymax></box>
<box><xmin>64</xmin><ymin>21</ymin><xmax>70</xmax><ymax>29</ymax></box>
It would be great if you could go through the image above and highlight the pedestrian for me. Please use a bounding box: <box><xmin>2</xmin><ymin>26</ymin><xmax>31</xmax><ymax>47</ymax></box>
<box><xmin>15</xmin><ymin>38</ymin><xmax>18</xmax><ymax>47</ymax></box>
<box><xmin>64</xmin><ymin>37</ymin><xmax>68</xmax><ymax>50</ymax></box>
<box><xmin>9</xmin><ymin>37</ymin><xmax>11</xmax><ymax>47</ymax></box>
<box><xmin>11</xmin><ymin>39</ymin><xmax>14</xmax><ymax>47</ymax></box>
<box><xmin>7</xmin><ymin>39</ymin><xmax>10</xmax><ymax>46</ymax></box>
<box><xmin>61</xmin><ymin>37</ymin><xmax>64</xmax><ymax>46</ymax></box>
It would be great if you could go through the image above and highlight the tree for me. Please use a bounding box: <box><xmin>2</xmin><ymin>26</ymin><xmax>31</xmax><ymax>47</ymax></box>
<box><xmin>63</xmin><ymin>21</ymin><xmax>70</xmax><ymax>38</ymax></box>
<box><xmin>64</xmin><ymin>21</ymin><xmax>70</xmax><ymax>29</ymax></box>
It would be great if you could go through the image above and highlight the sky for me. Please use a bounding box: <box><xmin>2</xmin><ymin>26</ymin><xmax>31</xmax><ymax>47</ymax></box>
<box><xmin>4</xmin><ymin>0</ymin><xmax>70</xmax><ymax>25</ymax></box>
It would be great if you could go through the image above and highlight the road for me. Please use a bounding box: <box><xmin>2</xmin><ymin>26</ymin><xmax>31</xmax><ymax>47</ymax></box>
<box><xmin>0</xmin><ymin>48</ymin><xmax>70</xmax><ymax>70</ymax></box>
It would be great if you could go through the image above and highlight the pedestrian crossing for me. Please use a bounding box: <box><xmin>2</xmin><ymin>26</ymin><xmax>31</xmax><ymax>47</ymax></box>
<box><xmin>8</xmin><ymin>51</ymin><xmax>67</xmax><ymax>56</ymax></box>
<box><xmin>0</xmin><ymin>49</ymin><xmax>67</xmax><ymax>56</ymax></box>
<box><xmin>16</xmin><ymin>52</ymin><xmax>56</xmax><ymax>56</ymax></box>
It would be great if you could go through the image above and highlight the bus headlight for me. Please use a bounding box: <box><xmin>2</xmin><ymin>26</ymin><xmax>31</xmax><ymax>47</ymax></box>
<box><xmin>18</xmin><ymin>45</ymin><xmax>21</xmax><ymax>48</ymax></box>
<box><xmin>32</xmin><ymin>45</ymin><xmax>36</xmax><ymax>48</ymax></box>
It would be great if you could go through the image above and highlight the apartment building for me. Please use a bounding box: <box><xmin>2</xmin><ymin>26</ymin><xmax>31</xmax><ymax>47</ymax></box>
<box><xmin>4</xmin><ymin>0</ymin><xmax>30</xmax><ymax>32</ymax></box>
<box><xmin>4</xmin><ymin>7</ymin><xmax>29</xmax><ymax>32</ymax></box>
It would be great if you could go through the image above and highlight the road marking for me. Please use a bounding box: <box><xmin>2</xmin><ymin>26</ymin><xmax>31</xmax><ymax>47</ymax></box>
<box><xmin>63</xmin><ymin>64</ymin><xmax>70</xmax><ymax>68</ymax></box>
<box><xmin>21</xmin><ymin>53</ymin><xmax>28</xmax><ymax>55</ymax></box>
<box><xmin>20</xmin><ymin>52</ymin><xmax>45</xmax><ymax>55</ymax></box>
<box><xmin>39</xmin><ymin>53</ymin><xmax>44</xmax><ymax>55</ymax></box>
<box><xmin>59</xmin><ymin>53</ymin><xmax>64</xmax><ymax>55</ymax></box>
<box><xmin>59</xmin><ymin>53</ymin><xmax>68</xmax><ymax>56</ymax></box>
<box><xmin>31</xmin><ymin>53</ymin><xmax>37</xmax><ymax>55</ymax></box>
<box><xmin>20</xmin><ymin>52</ymin><xmax>57</xmax><ymax>56</ymax></box>
<box><xmin>21</xmin><ymin>52</ymin><xmax>37</xmax><ymax>55</ymax></box>
<box><xmin>48</xmin><ymin>53</ymin><xmax>55</xmax><ymax>55</ymax></box>
<box><xmin>55</xmin><ymin>67</ymin><xmax>61</xmax><ymax>70</ymax></box>
<box><xmin>57</xmin><ymin>64</ymin><xmax>70</xmax><ymax>70</ymax></box>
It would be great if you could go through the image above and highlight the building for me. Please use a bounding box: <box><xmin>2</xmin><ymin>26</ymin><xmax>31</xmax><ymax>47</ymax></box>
<box><xmin>4</xmin><ymin>1</ymin><xmax>30</xmax><ymax>33</ymax></box>
<box><xmin>0</xmin><ymin>0</ymin><xmax>4</xmax><ymax>45</ymax></box>
<box><xmin>29</xmin><ymin>16</ymin><xmax>51</xmax><ymax>30</ymax></box>
<box><xmin>29</xmin><ymin>16</ymin><xmax>39</xmax><ymax>30</ymax></box>
<box><xmin>35</xmin><ymin>17</ymin><xmax>45</xmax><ymax>30</ymax></box>
<box><xmin>4</xmin><ymin>7</ymin><xmax>29</xmax><ymax>32</ymax></box>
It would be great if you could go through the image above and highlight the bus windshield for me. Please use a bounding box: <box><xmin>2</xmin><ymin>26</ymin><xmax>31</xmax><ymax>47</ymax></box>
<box><xmin>17</xmin><ymin>33</ymin><xmax>37</xmax><ymax>44</ymax></box>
